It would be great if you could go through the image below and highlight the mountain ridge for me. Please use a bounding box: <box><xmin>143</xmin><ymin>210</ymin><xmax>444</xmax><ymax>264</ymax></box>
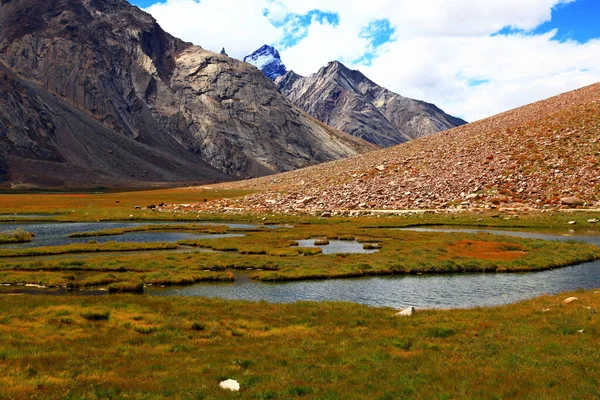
<box><xmin>276</xmin><ymin>60</ymin><xmax>467</xmax><ymax>147</ymax></box>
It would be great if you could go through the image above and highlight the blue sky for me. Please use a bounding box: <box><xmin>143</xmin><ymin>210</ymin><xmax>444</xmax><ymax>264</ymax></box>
<box><xmin>135</xmin><ymin>0</ymin><xmax>600</xmax><ymax>121</ymax></box>
<box><xmin>494</xmin><ymin>0</ymin><xmax>599</xmax><ymax>44</ymax></box>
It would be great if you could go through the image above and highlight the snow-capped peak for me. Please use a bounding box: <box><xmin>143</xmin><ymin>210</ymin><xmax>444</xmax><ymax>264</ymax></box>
<box><xmin>243</xmin><ymin>45</ymin><xmax>287</xmax><ymax>80</ymax></box>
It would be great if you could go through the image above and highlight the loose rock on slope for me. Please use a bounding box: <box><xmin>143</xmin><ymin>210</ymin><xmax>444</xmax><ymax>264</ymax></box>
<box><xmin>179</xmin><ymin>82</ymin><xmax>600</xmax><ymax>215</ymax></box>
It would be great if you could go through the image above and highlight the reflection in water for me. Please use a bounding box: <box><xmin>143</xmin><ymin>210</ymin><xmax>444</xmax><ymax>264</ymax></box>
<box><xmin>295</xmin><ymin>239</ymin><xmax>378</xmax><ymax>254</ymax></box>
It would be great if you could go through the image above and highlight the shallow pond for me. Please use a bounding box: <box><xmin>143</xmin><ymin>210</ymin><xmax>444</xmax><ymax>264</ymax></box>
<box><xmin>295</xmin><ymin>239</ymin><xmax>378</xmax><ymax>254</ymax></box>
<box><xmin>0</xmin><ymin>221</ymin><xmax>257</xmax><ymax>248</ymax></box>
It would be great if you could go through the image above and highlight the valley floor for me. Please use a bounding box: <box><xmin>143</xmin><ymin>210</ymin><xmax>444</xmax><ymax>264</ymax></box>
<box><xmin>0</xmin><ymin>189</ymin><xmax>599</xmax><ymax>398</ymax></box>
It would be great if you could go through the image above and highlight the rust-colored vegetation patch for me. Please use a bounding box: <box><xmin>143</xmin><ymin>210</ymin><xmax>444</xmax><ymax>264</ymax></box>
<box><xmin>444</xmin><ymin>240</ymin><xmax>528</xmax><ymax>261</ymax></box>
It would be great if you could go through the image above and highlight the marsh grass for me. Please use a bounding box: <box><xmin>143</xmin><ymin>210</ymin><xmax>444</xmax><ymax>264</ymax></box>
<box><xmin>80</xmin><ymin>310</ymin><xmax>110</xmax><ymax>321</ymax></box>
<box><xmin>0</xmin><ymin>241</ymin><xmax>178</xmax><ymax>258</ymax></box>
<box><xmin>0</xmin><ymin>223</ymin><xmax>598</xmax><ymax>286</ymax></box>
<box><xmin>108</xmin><ymin>281</ymin><xmax>144</xmax><ymax>293</ymax></box>
<box><xmin>0</xmin><ymin>228</ymin><xmax>33</xmax><ymax>244</ymax></box>
<box><xmin>0</xmin><ymin>291</ymin><xmax>597</xmax><ymax>398</ymax></box>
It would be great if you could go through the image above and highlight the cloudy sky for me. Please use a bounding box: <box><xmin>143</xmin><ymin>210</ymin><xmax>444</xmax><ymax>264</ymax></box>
<box><xmin>131</xmin><ymin>0</ymin><xmax>600</xmax><ymax>121</ymax></box>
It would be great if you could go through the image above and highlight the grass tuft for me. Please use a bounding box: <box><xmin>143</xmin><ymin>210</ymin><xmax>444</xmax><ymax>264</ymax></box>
<box><xmin>81</xmin><ymin>311</ymin><xmax>110</xmax><ymax>321</ymax></box>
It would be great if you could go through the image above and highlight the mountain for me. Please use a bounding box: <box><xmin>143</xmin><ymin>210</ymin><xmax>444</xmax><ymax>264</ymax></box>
<box><xmin>0</xmin><ymin>0</ymin><xmax>376</xmax><ymax>189</ymax></box>
<box><xmin>276</xmin><ymin>61</ymin><xmax>467</xmax><ymax>147</ymax></box>
<box><xmin>199</xmin><ymin>82</ymin><xmax>600</xmax><ymax>213</ymax></box>
<box><xmin>243</xmin><ymin>45</ymin><xmax>287</xmax><ymax>80</ymax></box>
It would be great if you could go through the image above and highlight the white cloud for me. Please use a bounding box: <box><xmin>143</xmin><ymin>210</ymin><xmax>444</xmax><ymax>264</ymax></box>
<box><xmin>142</xmin><ymin>0</ymin><xmax>600</xmax><ymax>121</ymax></box>
<box><xmin>144</xmin><ymin>0</ymin><xmax>281</xmax><ymax>59</ymax></box>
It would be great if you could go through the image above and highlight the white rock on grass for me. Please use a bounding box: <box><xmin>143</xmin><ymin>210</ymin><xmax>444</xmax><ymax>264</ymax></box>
<box><xmin>219</xmin><ymin>379</ymin><xmax>240</xmax><ymax>392</ymax></box>
<box><xmin>563</xmin><ymin>297</ymin><xmax>579</xmax><ymax>304</ymax></box>
<box><xmin>396</xmin><ymin>306</ymin><xmax>416</xmax><ymax>316</ymax></box>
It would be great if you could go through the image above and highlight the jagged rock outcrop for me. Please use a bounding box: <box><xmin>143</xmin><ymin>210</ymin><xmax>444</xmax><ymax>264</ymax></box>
<box><xmin>0</xmin><ymin>0</ymin><xmax>375</xmax><ymax>188</ymax></box>
<box><xmin>276</xmin><ymin>61</ymin><xmax>467</xmax><ymax>147</ymax></box>
<box><xmin>244</xmin><ymin>45</ymin><xmax>287</xmax><ymax>80</ymax></box>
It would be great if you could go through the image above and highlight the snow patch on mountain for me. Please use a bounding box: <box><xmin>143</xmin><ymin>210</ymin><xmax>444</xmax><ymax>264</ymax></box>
<box><xmin>244</xmin><ymin>45</ymin><xmax>287</xmax><ymax>80</ymax></box>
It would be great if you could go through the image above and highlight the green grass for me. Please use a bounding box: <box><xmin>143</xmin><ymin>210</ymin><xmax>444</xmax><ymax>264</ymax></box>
<box><xmin>176</xmin><ymin>226</ymin><xmax>600</xmax><ymax>281</ymax></box>
<box><xmin>0</xmin><ymin>241</ymin><xmax>179</xmax><ymax>258</ymax></box>
<box><xmin>0</xmin><ymin>290</ymin><xmax>597</xmax><ymax>398</ymax></box>
<box><xmin>0</xmin><ymin>252</ymin><xmax>235</xmax><ymax>288</ymax></box>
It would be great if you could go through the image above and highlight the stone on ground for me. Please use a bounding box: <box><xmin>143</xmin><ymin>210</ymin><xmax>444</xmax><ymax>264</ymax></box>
<box><xmin>219</xmin><ymin>379</ymin><xmax>240</xmax><ymax>391</ymax></box>
<box><xmin>563</xmin><ymin>297</ymin><xmax>579</xmax><ymax>304</ymax></box>
<box><xmin>396</xmin><ymin>306</ymin><xmax>416</xmax><ymax>316</ymax></box>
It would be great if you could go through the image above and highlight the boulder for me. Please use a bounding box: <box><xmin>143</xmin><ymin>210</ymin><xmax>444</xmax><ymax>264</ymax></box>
<box><xmin>561</xmin><ymin>197</ymin><xmax>584</xmax><ymax>207</ymax></box>
<box><xmin>396</xmin><ymin>306</ymin><xmax>415</xmax><ymax>316</ymax></box>
<box><xmin>219</xmin><ymin>379</ymin><xmax>240</xmax><ymax>392</ymax></box>
<box><xmin>563</xmin><ymin>297</ymin><xmax>579</xmax><ymax>304</ymax></box>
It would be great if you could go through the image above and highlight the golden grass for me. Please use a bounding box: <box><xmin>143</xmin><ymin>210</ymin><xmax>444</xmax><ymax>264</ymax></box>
<box><xmin>0</xmin><ymin>290</ymin><xmax>597</xmax><ymax>398</ymax></box>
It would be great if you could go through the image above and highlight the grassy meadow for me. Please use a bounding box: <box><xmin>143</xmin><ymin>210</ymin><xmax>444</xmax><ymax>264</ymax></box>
<box><xmin>0</xmin><ymin>291</ymin><xmax>598</xmax><ymax>399</ymax></box>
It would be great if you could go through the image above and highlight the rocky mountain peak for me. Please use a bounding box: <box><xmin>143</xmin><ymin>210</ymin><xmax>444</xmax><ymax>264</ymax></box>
<box><xmin>243</xmin><ymin>44</ymin><xmax>287</xmax><ymax>80</ymax></box>
<box><xmin>277</xmin><ymin>59</ymin><xmax>467</xmax><ymax>147</ymax></box>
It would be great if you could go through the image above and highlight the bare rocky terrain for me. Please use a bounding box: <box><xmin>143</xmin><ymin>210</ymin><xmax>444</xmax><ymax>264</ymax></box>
<box><xmin>181</xmin><ymin>82</ymin><xmax>600</xmax><ymax>215</ymax></box>
<box><xmin>0</xmin><ymin>0</ymin><xmax>376</xmax><ymax>188</ymax></box>
<box><xmin>276</xmin><ymin>61</ymin><xmax>467</xmax><ymax>147</ymax></box>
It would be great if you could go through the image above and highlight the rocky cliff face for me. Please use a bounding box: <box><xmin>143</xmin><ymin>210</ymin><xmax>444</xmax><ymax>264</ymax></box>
<box><xmin>0</xmin><ymin>0</ymin><xmax>375</xmax><ymax>188</ymax></box>
<box><xmin>276</xmin><ymin>61</ymin><xmax>467</xmax><ymax>147</ymax></box>
<box><xmin>0</xmin><ymin>62</ymin><xmax>229</xmax><ymax>188</ymax></box>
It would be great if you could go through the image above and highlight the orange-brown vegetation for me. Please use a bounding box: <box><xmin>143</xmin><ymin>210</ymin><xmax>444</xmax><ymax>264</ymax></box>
<box><xmin>443</xmin><ymin>240</ymin><xmax>527</xmax><ymax>261</ymax></box>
